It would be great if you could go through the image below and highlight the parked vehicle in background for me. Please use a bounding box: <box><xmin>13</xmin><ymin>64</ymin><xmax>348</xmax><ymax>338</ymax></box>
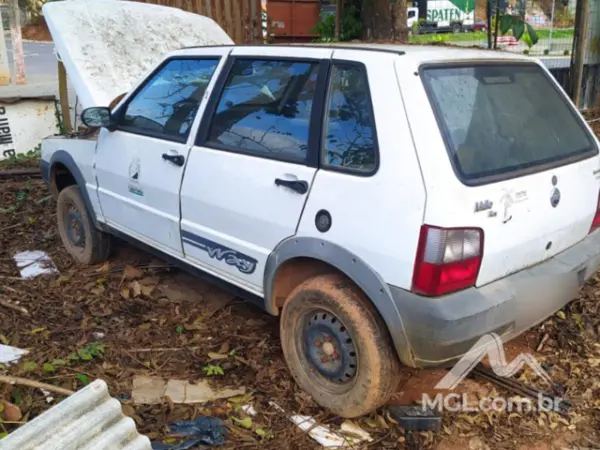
<box><xmin>409</xmin><ymin>0</ymin><xmax>474</xmax><ymax>33</ymax></box>
<box><xmin>471</xmin><ymin>18</ymin><xmax>487</xmax><ymax>32</ymax></box>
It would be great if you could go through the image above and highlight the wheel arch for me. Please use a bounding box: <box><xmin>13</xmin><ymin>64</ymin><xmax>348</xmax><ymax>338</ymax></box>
<box><xmin>49</xmin><ymin>150</ymin><xmax>99</xmax><ymax>228</ymax></box>
<box><xmin>264</xmin><ymin>236</ymin><xmax>415</xmax><ymax>366</ymax></box>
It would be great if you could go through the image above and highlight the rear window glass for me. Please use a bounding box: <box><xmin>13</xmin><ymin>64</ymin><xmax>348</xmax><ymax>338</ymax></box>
<box><xmin>421</xmin><ymin>63</ymin><xmax>596</xmax><ymax>183</ymax></box>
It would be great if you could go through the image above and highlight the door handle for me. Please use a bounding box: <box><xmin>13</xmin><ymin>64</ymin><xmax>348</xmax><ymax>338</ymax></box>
<box><xmin>162</xmin><ymin>153</ymin><xmax>185</xmax><ymax>167</ymax></box>
<box><xmin>274</xmin><ymin>178</ymin><xmax>309</xmax><ymax>194</ymax></box>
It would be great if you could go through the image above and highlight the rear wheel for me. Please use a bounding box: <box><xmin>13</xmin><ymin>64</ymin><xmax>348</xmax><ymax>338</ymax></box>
<box><xmin>452</xmin><ymin>23</ymin><xmax>462</xmax><ymax>33</ymax></box>
<box><xmin>57</xmin><ymin>185</ymin><xmax>111</xmax><ymax>265</ymax></box>
<box><xmin>280</xmin><ymin>274</ymin><xmax>402</xmax><ymax>418</ymax></box>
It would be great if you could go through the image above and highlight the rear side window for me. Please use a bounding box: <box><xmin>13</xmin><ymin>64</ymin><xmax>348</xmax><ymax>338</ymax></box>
<box><xmin>205</xmin><ymin>59</ymin><xmax>319</xmax><ymax>162</ymax></box>
<box><xmin>421</xmin><ymin>63</ymin><xmax>596</xmax><ymax>183</ymax></box>
<box><xmin>322</xmin><ymin>63</ymin><xmax>377</xmax><ymax>174</ymax></box>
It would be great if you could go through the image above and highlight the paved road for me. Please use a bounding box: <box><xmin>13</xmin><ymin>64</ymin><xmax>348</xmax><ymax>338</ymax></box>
<box><xmin>4</xmin><ymin>34</ymin><xmax>57</xmax><ymax>81</ymax></box>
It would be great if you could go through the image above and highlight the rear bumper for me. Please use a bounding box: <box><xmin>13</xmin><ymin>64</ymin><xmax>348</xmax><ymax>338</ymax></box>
<box><xmin>389</xmin><ymin>229</ymin><xmax>600</xmax><ymax>368</ymax></box>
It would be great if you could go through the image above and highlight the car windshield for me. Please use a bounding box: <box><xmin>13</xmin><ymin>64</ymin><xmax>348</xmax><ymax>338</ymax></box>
<box><xmin>421</xmin><ymin>63</ymin><xmax>596</xmax><ymax>183</ymax></box>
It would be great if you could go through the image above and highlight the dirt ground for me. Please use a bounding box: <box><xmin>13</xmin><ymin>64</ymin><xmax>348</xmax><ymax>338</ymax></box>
<box><xmin>1</xmin><ymin>127</ymin><xmax>600</xmax><ymax>449</ymax></box>
<box><xmin>21</xmin><ymin>18</ymin><xmax>52</xmax><ymax>42</ymax></box>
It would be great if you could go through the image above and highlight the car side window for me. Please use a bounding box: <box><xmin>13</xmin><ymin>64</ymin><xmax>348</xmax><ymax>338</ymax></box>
<box><xmin>204</xmin><ymin>59</ymin><xmax>320</xmax><ymax>162</ymax></box>
<box><xmin>322</xmin><ymin>63</ymin><xmax>378</xmax><ymax>174</ymax></box>
<box><xmin>120</xmin><ymin>58</ymin><xmax>219</xmax><ymax>142</ymax></box>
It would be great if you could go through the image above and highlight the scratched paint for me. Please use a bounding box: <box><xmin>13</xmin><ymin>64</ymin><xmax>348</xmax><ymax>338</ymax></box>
<box><xmin>0</xmin><ymin>101</ymin><xmax>59</xmax><ymax>160</ymax></box>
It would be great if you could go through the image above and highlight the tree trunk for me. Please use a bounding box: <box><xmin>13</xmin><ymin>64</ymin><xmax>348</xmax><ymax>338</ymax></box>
<box><xmin>362</xmin><ymin>0</ymin><xmax>408</xmax><ymax>41</ymax></box>
<box><xmin>335</xmin><ymin>0</ymin><xmax>342</xmax><ymax>40</ymax></box>
<box><xmin>493</xmin><ymin>0</ymin><xmax>500</xmax><ymax>49</ymax></box>
<box><xmin>393</xmin><ymin>0</ymin><xmax>409</xmax><ymax>42</ymax></box>
<box><xmin>361</xmin><ymin>0</ymin><xmax>394</xmax><ymax>40</ymax></box>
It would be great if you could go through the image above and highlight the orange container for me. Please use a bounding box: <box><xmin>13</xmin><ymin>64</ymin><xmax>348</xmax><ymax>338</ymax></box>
<box><xmin>267</xmin><ymin>0</ymin><xmax>321</xmax><ymax>42</ymax></box>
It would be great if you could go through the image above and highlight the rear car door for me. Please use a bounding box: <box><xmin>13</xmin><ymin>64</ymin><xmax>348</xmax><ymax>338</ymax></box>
<box><xmin>403</xmin><ymin>60</ymin><xmax>600</xmax><ymax>288</ymax></box>
<box><xmin>180</xmin><ymin>47</ymin><xmax>332</xmax><ymax>291</ymax></box>
<box><xmin>94</xmin><ymin>53</ymin><xmax>225</xmax><ymax>256</ymax></box>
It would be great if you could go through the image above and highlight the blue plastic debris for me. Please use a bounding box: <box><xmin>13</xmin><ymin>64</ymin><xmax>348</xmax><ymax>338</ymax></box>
<box><xmin>151</xmin><ymin>417</ymin><xmax>227</xmax><ymax>450</ymax></box>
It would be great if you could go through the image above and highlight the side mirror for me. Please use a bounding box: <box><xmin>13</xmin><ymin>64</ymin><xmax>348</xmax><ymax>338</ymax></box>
<box><xmin>81</xmin><ymin>107</ymin><xmax>114</xmax><ymax>129</ymax></box>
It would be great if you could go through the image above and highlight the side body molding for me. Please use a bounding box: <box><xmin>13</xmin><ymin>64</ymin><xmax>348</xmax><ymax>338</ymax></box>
<box><xmin>48</xmin><ymin>150</ymin><xmax>99</xmax><ymax>228</ymax></box>
<box><xmin>264</xmin><ymin>236</ymin><xmax>415</xmax><ymax>366</ymax></box>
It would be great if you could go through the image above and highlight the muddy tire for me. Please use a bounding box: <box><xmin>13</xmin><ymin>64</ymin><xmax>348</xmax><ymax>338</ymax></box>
<box><xmin>280</xmin><ymin>273</ymin><xmax>402</xmax><ymax>418</ymax></box>
<box><xmin>56</xmin><ymin>185</ymin><xmax>111</xmax><ymax>265</ymax></box>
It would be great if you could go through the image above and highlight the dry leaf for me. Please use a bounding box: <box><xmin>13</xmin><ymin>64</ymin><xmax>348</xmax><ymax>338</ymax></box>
<box><xmin>131</xmin><ymin>281</ymin><xmax>142</xmax><ymax>297</ymax></box>
<box><xmin>121</xmin><ymin>288</ymin><xmax>130</xmax><ymax>300</ymax></box>
<box><xmin>208</xmin><ymin>352</ymin><xmax>229</xmax><ymax>361</ymax></box>
<box><xmin>123</xmin><ymin>265</ymin><xmax>143</xmax><ymax>280</ymax></box>
<box><xmin>97</xmin><ymin>262</ymin><xmax>111</xmax><ymax>272</ymax></box>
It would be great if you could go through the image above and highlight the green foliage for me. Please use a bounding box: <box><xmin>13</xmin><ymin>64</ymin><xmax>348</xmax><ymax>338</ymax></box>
<box><xmin>67</xmin><ymin>342</ymin><xmax>106</xmax><ymax>362</ymax></box>
<box><xmin>543</xmin><ymin>48</ymin><xmax>550</xmax><ymax>55</ymax></box>
<box><xmin>498</xmin><ymin>14</ymin><xmax>538</xmax><ymax>48</ymax></box>
<box><xmin>203</xmin><ymin>364</ymin><xmax>225</xmax><ymax>376</ymax></box>
<box><xmin>564</xmin><ymin>49</ymin><xmax>570</xmax><ymax>56</ymax></box>
<box><xmin>75</xmin><ymin>373</ymin><xmax>90</xmax><ymax>386</ymax></box>
<box><xmin>0</xmin><ymin>144</ymin><xmax>41</xmax><ymax>167</ymax></box>
<box><xmin>312</xmin><ymin>2</ymin><xmax>362</xmax><ymax>42</ymax></box>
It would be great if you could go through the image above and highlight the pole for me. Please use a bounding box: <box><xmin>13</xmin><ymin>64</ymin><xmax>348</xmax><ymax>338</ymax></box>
<box><xmin>548</xmin><ymin>0</ymin><xmax>556</xmax><ymax>50</ymax></box>
<box><xmin>0</xmin><ymin>22</ymin><xmax>10</xmax><ymax>85</ymax></box>
<box><xmin>9</xmin><ymin>0</ymin><xmax>26</xmax><ymax>85</ymax></box>
<box><xmin>487</xmin><ymin>0</ymin><xmax>493</xmax><ymax>48</ymax></box>
<box><xmin>571</xmin><ymin>0</ymin><xmax>589</xmax><ymax>107</ymax></box>
<box><xmin>58</xmin><ymin>60</ymin><xmax>72</xmax><ymax>133</ymax></box>
<box><xmin>335</xmin><ymin>0</ymin><xmax>342</xmax><ymax>40</ymax></box>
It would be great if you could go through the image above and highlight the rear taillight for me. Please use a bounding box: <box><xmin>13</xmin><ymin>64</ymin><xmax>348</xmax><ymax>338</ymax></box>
<box><xmin>412</xmin><ymin>225</ymin><xmax>484</xmax><ymax>296</ymax></box>
<box><xmin>590</xmin><ymin>191</ymin><xmax>600</xmax><ymax>234</ymax></box>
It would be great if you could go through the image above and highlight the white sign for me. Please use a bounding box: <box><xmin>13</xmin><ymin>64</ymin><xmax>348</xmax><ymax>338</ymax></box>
<box><xmin>0</xmin><ymin>100</ymin><xmax>58</xmax><ymax>159</ymax></box>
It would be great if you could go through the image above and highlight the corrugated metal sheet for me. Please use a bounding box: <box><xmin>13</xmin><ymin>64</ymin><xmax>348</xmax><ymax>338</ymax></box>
<box><xmin>0</xmin><ymin>380</ymin><xmax>151</xmax><ymax>450</ymax></box>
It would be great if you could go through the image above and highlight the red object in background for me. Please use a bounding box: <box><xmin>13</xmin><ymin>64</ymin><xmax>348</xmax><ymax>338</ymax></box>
<box><xmin>472</xmin><ymin>19</ymin><xmax>487</xmax><ymax>32</ymax></box>
<box><xmin>267</xmin><ymin>0</ymin><xmax>321</xmax><ymax>43</ymax></box>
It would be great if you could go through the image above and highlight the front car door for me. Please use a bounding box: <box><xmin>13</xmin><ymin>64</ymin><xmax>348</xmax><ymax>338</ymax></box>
<box><xmin>94</xmin><ymin>51</ymin><xmax>226</xmax><ymax>257</ymax></box>
<box><xmin>180</xmin><ymin>47</ymin><xmax>333</xmax><ymax>292</ymax></box>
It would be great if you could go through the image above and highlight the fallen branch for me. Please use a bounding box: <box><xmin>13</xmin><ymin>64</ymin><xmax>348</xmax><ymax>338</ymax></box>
<box><xmin>0</xmin><ymin>375</ymin><xmax>73</xmax><ymax>396</ymax></box>
<box><xmin>0</xmin><ymin>298</ymin><xmax>29</xmax><ymax>315</ymax></box>
<box><xmin>129</xmin><ymin>346</ymin><xmax>203</xmax><ymax>353</ymax></box>
<box><xmin>0</xmin><ymin>169</ymin><xmax>42</xmax><ymax>180</ymax></box>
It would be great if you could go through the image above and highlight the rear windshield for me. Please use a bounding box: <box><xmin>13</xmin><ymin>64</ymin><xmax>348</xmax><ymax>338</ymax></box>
<box><xmin>421</xmin><ymin>63</ymin><xmax>596</xmax><ymax>183</ymax></box>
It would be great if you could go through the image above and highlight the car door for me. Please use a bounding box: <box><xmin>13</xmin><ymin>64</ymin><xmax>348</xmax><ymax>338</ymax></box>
<box><xmin>94</xmin><ymin>53</ymin><xmax>225</xmax><ymax>257</ymax></box>
<box><xmin>180</xmin><ymin>47</ymin><xmax>333</xmax><ymax>292</ymax></box>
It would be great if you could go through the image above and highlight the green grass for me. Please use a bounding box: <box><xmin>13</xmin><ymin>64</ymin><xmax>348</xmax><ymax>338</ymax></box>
<box><xmin>409</xmin><ymin>28</ymin><xmax>574</xmax><ymax>45</ymax></box>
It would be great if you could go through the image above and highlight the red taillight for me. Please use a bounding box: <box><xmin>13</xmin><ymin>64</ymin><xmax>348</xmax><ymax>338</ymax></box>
<box><xmin>590</xmin><ymin>191</ymin><xmax>600</xmax><ymax>234</ymax></box>
<box><xmin>412</xmin><ymin>225</ymin><xmax>484</xmax><ymax>296</ymax></box>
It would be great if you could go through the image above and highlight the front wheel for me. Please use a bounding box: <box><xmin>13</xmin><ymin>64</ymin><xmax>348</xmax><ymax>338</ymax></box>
<box><xmin>57</xmin><ymin>185</ymin><xmax>111</xmax><ymax>265</ymax></box>
<box><xmin>280</xmin><ymin>274</ymin><xmax>402</xmax><ymax>418</ymax></box>
<box><xmin>452</xmin><ymin>23</ymin><xmax>462</xmax><ymax>33</ymax></box>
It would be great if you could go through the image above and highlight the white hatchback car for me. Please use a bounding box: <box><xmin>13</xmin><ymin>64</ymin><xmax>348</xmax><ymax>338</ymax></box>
<box><xmin>40</xmin><ymin>43</ymin><xmax>600</xmax><ymax>418</ymax></box>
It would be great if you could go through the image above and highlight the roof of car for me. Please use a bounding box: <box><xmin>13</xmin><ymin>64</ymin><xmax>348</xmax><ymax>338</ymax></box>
<box><xmin>179</xmin><ymin>43</ymin><xmax>534</xmax><ymax>65</ymax></box>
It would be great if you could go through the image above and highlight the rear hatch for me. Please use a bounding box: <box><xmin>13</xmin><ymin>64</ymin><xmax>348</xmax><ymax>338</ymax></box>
<box><xmin>416</xmin><ymin>61</ymin><xmax>600</xmax><ymax>288</ymax></box>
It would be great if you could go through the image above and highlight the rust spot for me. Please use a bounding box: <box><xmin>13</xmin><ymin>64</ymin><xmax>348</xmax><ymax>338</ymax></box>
<box><xmin>108</xmin><ymin>92</ymin><xmax>127</xmax><ymax>110</ymax></box>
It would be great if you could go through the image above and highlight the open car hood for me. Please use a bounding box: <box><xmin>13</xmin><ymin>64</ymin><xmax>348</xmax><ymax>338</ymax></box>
<box><xmin>42</xmin><ymin>0</ymin><xmax>233</xmax><ymax>109</ymax></box>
